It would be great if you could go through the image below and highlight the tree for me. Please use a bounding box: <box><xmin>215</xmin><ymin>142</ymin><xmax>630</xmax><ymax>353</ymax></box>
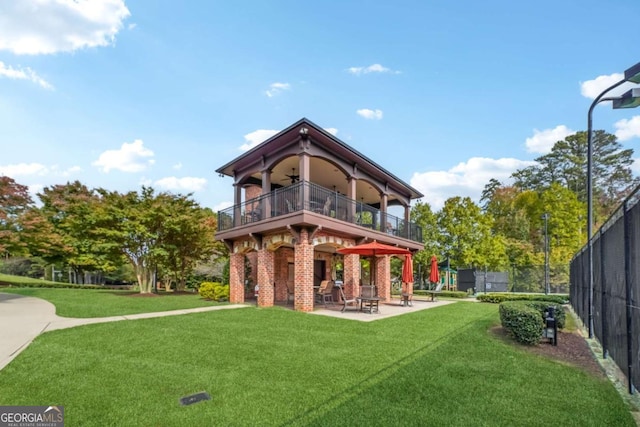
<box><xmin>95</xmin><ymin>187</ymin><xmax>217</xmax><ymax>294</ymax></box>
<box><xmin>36</xmin><ymin>181</ymin><xmax>116</xmax><ymax>282</ymax></box>
<box><xmin>512</xmin><ymin>130</ymin><xmax>637</xmax><ymax>220</ymax></box>
<box><xmin>410</xmin><ymin>200</ymin><xmax>438</xmax><ymax>287</ymax></box>
<box><xmin>0</xmin><ymin>176</ymin><xmax>34</xmax><ymax>257</ymax></box>
<box><xmin>436</xmin><ymin>196</ymin><xmax>508</xmax><ymax>270</ymax></box>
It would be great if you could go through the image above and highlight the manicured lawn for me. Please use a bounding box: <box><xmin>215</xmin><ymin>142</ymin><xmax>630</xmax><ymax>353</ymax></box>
<box><xmin>0</xmin><ymin>302</ymin><xmax>633</xmax><ymax>426</ymax></box>
<box><xmin>0</xmin><ymin>287</ymin><xmax>222</xmax><ymax>318</ymax></box>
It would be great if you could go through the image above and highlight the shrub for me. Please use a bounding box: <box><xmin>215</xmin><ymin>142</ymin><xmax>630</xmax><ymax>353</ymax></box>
<box><xmin>478</xmin><ymin>293</ymin><xmax>568</xmax><ymax>304</ymax></box>
<box><xmin>198</xmin><ymin>281</ymin><xmax>229</xmax><ymax>301</ymax></box>
<box><xmin>524</xmin><ymin>301</ymin><xmax>566</xmax><ymax>329</ymax></box>
<box><xmin>499</xmin><ymin>301</ymin><xmax>544</xmax><ymax>345</ymax></box>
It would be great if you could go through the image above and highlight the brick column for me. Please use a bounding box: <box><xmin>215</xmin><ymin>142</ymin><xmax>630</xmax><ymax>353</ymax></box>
<box><xmin>376</xmin><ymin>255</ymin><xmax>391</xmax><ymax>302</ymax></box>
<box><xmin>257</xmin><ymin>248</ymin><xmax>275</xmax><ymax>308</ymax></box>
<box><xmin>343</xmin><ymin>253</ymin><xmax>360</xmax><ymax>298</ymax></box>
<box><xmin>294</xmin><ymin>229</ymin><xmax>314</xmax><ymax>312</ymax></box>
<box><xmin>229</xmin><ymin>252</ymin><xmax>245</xmax><ymax>304</ymax></box>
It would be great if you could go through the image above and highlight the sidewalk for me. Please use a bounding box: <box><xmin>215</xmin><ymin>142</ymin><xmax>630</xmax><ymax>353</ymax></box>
<box><xmin>0</xmin><ymin>292</ymin><xmax>250</xmax><ymax>371</ymax></box>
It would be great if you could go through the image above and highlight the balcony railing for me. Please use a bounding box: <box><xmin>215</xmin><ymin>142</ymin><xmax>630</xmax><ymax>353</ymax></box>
<box><xmin>217</xmin><ymin>181</ymin><xmax>423</xmax><ymax>243</ymax></box>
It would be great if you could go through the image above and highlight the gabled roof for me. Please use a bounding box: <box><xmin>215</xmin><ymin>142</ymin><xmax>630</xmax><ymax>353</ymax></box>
<box><xmin>216</xmin><ymin>117</ymin><xmax>424</xmax><ymax>200</ymax></box>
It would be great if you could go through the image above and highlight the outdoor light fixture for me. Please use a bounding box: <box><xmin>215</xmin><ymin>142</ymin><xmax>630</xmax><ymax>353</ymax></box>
<box><xmin>613</xmin><ymin>88</ymin><xmax>640</xmax><ymax>109</ymax></box>
<box><xmin>586</xmin><ymin>60</ymin><xmax>640</xmax><ymax>339</ymax></box>
<box><xmin>299</xmin><ymin>127</ymin><xmax>309</xmax><ymax>141</ymax></box>
<box><xmin>624</xmin><ymin>62</ymin><xmax>640</xmax><ymax>83</ymax></box>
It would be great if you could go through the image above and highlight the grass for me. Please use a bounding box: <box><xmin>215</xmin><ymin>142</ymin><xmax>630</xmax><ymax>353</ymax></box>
<box><xmin>0</xmin><ymin>300</ymin><xmax>633</xmax><ymax>426</ymax></box>
<box><xmin>0</xmin><ymin>287</ymin><xmax>222</xmax><ymax>318</ymax></box>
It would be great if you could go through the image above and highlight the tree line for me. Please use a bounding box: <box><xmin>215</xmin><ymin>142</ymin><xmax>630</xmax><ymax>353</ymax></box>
<box><xmin>409</xmin><ymin>130</ymin><xmax>637</xmax><ymax>290</ymax></box>
<box><xmin>0</xmin><ymin>179</ymin><xmax>227</xmax><ymax>293</ymax></box>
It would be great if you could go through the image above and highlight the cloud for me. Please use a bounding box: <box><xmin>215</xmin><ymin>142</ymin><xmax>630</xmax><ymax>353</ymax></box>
<box><xmin>240</xmin><ymin>129</ymin><xmax>278</xmax><ymax>151</ymax></box>
<box><xmin>92</xmin><ymin>139</ymin><xmax>155</xmax><ymax>173</ymax></box>
<box><xmin>212</xmin><ymin>200</ymin><xmax>233</xmax><ymax>212</ymax></box>
<box><xmin>0</xmin><ymin>61</ymin><xmax>53</xmax><ymax>89</ymax></box>
<box><xmin>525</xmin><ymin>125</ymin><xmax>575</xmax><ymax>154</ymax></box>
<box><xmin>154</xmin><ymin>176</ymin><xmax>207</xmax><ymax>192</ymax></box>
<box><xmin>347</xmin><ymin>64</ymin><xmax>400</xmax><ymax>76</ymax></box>
<box><xmin>580</xmin><ymin>72</ymin><xmax>636</xmax><ymax>99</ymax></box>
<box><xmin>357</xmin><ymin>109</ymin><xmax>383</xmax><ymax>120</ymax></box>
<box><xmin>0</xmin><ymin>162</ymin><xmax>49</xmax><ymax>177</ymax></box>
<box><xmin>614</xmin><ymin>116</ymin><xmax>640</xmax><ymax>141</ymax></box>
<box><xmin>410</xmin><ymin>157</ymin><xmax>537</xmax><ymax>210</ymax></box>
<box><xmin>173</xmin><ymin>162</ymin><xmax>183</xmax><ymax>170</ymax></box>
<box><xmin>0</xmin><ymin>0</ymin><xmax>131</xmax><ymax>55</ymax></box>
<box><xmin>324</xmin><ymin>127</ymin><xmax>338</xmax><ymax>136</ymax></box>
<box><xmin>265</xmin><ymin>82</ymin><xmax>290</xmax><ymax>97</ymax></box>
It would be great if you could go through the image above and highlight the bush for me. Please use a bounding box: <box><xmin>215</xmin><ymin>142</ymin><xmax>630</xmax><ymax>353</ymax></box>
<box><xmin>524</xmin><ymin>301</ymin><xmax>566</xmax><ymax>329</ymax></box>
<box><xmin>198</xmin><ymin>281</ymin><xmax>229</xmax><ymax>302</ymax></box>
<box><xmin>414</xmin><ymin>290</ymin><xmax>467</xmax><ymax>299</ymax></box>
<box><xmin>499</xmin><ymin>301</ymin><xmax>544</xmax><ymax>345</ymax></box>
<box><xmin>478</xmin><ymin>292</ymin><xmax>568</xmax><ymax>304</ymax></box>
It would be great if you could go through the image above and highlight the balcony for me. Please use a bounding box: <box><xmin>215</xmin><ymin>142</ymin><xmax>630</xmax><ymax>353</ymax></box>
<box><xmin>217</xmin><ymin>181</ymin><xmax>423</xmax><ymax>244</ymax></box>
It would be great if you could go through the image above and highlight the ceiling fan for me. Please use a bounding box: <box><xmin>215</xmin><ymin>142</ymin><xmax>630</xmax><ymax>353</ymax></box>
<box><xmin>282</xmin><ymin>168</ymin><xmax>300</xmax><ymax>184</ymax></box>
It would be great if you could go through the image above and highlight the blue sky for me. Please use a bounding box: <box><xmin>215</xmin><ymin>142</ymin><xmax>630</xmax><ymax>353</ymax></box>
<box><xmin>2</xmin><ymin>0</ymin><xmax>640</xmax><ymax>213</ymax></box>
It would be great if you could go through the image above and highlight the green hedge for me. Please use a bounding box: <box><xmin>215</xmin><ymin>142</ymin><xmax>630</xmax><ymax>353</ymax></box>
<box><xmin>413</xmin><ymin>290</ymin><xmax>467</xmax><ymax>299</ymax></box>
<box><xmin>499</xmin><ymin>301</ymin><xmax>544</xmax><ymax>345</ymax></box>
<box><xmin>478</xmin><ymin>292</ymin><xmax>568</xmax><ymax>304</ymax></box>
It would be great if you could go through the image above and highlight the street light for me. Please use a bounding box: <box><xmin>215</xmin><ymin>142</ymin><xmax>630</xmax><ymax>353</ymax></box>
<box><xmin>586</xmin><ymin>61</ymin><xmax>640</xmax><ymax>339</ymax></box>
<box><xmin>542</xmin><ymin>213</ymin><xmax>550</xmax><ymax>295</ymax></box>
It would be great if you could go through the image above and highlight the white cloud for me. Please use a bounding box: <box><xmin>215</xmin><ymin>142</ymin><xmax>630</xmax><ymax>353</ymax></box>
<box><xmin>632</xmin><ymin>158</ymin><xmax>640</xmax><ymax>175</ymax></box>
<box><xmin>60</xmin><ymin>166</ymin><xmax>82</xmax><ymax>177</ymax></box>
<box><xmin>240</xmin><ymin>129</ymin><xmax>278</xmax><ymax>151</ymax></box>
<box><xmin>410</xmin><ymin>157</ymin><xmax>537</xmax><ymax>210</ymax></box>
<box><xmin>173</xmin><ymin>162</ymin><xmax>183</xmax><ymax>170</ymax></box>
<box><xmin>92</xmin><ymin>139</ymin><xmax>155</xmax><ymax>173</ymax></box>
<box><xmin>212</xmin><ymin>200</ymin><xmax>233</xmax><ymax>212</ymax></box>
<box><xmin>0</xmin><ymin>162</ymin><xmax>49</xmax><ymax>177</ymax></box>
<box><xmin>614</xmin><ymin>116</ymin><xmax>640</xmax><ymax>141</ymax></box>
<box><xmin>324</xmin><ymin>127</ymin><xmax>338</xmax><ymax>136</ymax></box>
<box><xmin>0</xmin><ymin>0</ymin><xmax>130</xmax><ymax>55</ymax></box>
<box><xmin>580</xmin><ymin>72</ymin><xmax>637</xmax><ymax>99</ymax></box>
<box><xmin>0</xmin><ymin>61</ymin><xmax>53</xmax><ymax>89</ymax></box>
<box><xmin>357</xmin><ymin>109</ymin><xmax>383</xmax><ymax>120</ymax></box>
<box><xmin>154</xmin><ymin>176</ymin><xmax>207</xmax><ymax>192</ymax></box>
<box><xmin>265</xmin><ymin>82</ymin><xmax>290</xmax><ymax>97</ymax></box>
<box><xmin>525</xmin><ymin>125</ymin><xmax>575</xmax><ymax>154</ymax></box>
<box><xmin>347</xmin><ymin>64</ymin><xmax>400</xmax><ymax>75</ymax></box>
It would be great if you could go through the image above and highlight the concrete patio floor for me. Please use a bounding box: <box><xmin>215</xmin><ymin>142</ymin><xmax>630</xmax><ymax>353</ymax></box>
<box><xmin>308</xmin><ymin>297</ymin><xmax>458</xmax><ymax>322</ymax></box>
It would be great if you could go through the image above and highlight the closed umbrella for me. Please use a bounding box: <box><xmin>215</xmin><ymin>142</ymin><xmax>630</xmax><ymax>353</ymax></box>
<box><xmin>402</xmin><ymin>254</ymin><xmax>414</xmax><ymax>285</ymax></box>
<box><xmin>429</xmin><ymin>255</ymin><xmax>440</xmax><ymax>289</ymax></box>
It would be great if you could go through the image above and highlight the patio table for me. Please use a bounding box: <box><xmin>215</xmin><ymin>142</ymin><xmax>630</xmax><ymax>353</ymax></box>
<box><xmin>358</xmin><ymin>296</ymin><xmax>380</xmax><ymax>314</ymax></box>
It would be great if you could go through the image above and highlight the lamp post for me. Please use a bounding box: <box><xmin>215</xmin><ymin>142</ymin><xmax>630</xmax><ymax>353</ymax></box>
<box><xmin>586</xmin><ymin>61</ymin><xmax>640</xmax><ymax>339</ymax></box>
<box><xmin>542</xmin><ymin>213</ymin><xmax>550</xmax><ymax>295</ymax></box>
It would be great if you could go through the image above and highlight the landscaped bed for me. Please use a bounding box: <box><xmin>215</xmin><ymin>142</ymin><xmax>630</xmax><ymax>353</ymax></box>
<box><xmin>0</xmin><ymin>300</ymin><xmax>634</xmax><ymax>426</ymax></box>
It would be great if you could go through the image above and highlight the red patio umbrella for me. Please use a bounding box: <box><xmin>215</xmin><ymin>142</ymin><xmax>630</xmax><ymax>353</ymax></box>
<box><xmin>401</xmin><ymin>254</ymin><xmax>414</xmax><ymax>285</ymax></box>
<box><xmin>429</xmin><ymin>255</ymin><xmax>440</xmax><ymax>288</ymax></box>
<box><xmin>337</xmin><ymin>240</ymin><xmax>411</xmax><ymax>287</ymax></box>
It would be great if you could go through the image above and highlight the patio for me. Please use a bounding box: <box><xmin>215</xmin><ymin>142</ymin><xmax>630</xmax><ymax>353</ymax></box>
<box><xmin>308</xmin><ymin>297</ymin><xmax>457</xmax><ymax>322</ymax></box>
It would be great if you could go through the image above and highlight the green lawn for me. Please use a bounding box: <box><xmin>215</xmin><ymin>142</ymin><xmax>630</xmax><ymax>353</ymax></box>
<box><xmin>0</xmin><ymin>300</ymin><xmax>633</xmax><ymax>426</ymax></box>
<box><xmin>0</xmin><ymin>287</ymin><xmax>222</xmax><ymax>317</ymax></box>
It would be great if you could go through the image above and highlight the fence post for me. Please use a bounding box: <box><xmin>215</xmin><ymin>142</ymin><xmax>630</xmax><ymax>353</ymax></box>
<box><xmin>599</xmin><ymin>228</ymin><xmax>608</xmax><ymax>359</ymax></box>
<box><xmin>624</xmin><ymin>200</ymin><xmax>635</xmax><ymax>394</ymax></box>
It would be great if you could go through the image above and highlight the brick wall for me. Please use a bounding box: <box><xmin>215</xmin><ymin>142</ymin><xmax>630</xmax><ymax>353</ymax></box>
<box><xmin>229</xmin><ymin>252</ymin><xmax>244</xmax><ymax>303</ymax></box>
<box><xmin>294</xmin><ymin>228</ymin><xmax>314</xmax><ymax>312</ymax></box>
<box><xmin>257</xmin><ymin>248</ymin><xmax>275</xmax><ymax>307</ymax></box>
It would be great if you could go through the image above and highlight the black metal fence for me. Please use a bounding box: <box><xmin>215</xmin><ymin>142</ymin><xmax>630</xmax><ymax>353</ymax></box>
<box><xmin>571</xmin><ymin>185</ymin><xmax>640</xmax><ymax>394</ymax></box>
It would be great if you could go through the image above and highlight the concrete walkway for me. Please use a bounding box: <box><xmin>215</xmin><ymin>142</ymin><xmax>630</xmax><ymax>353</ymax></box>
<box><xmin>0</xmin><ymin>292</ymin><xmax>250</xmax><ymax>372</ymax></box>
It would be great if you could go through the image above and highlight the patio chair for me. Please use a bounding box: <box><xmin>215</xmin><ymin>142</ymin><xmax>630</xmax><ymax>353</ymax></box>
<box><xmin>427</xmin><ymin>282</ymin><xmax>444</xmax><ymax>301</ymax></box>
<box><xmin>285</xmin><ymin>282</ymin><xmax>295</xmax><ymax>305</ymax></box>
<box><xmin>317</xmin><ymin>280</ymin><xmax>334</xmax><ymax>305</ymax></box>
<box><xmin>322</xmin><ymin>196</ymin><xmax>332</xmax><ymax>216</ymax></box>
<box><xmin>337</xmin><ymin>284</ymin><xmax>358</xmax><ymax>312</ymax></box>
